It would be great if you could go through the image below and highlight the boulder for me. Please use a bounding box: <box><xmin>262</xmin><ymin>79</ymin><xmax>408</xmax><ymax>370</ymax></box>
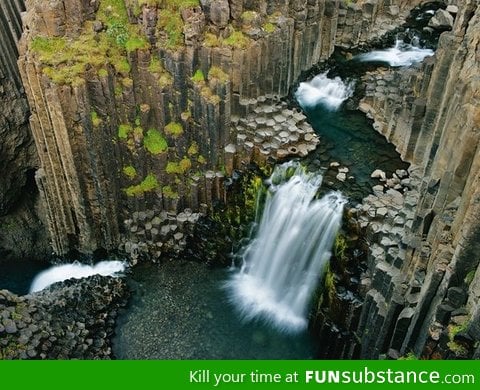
<box><xmin>371</xmin><ymin>169</ymin><xmax>386</xmax><ymax>180</ymax></box>
<box><xmin>428</xmin><ymin>9</ymin><xmax>454</xmax><ymax>30</ymax></box>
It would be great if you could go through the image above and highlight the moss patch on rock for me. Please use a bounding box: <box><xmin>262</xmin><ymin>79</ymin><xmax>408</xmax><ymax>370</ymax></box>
<box><xmin>144</xmin><ymin>129</ymin><xmax>168</xmax><ymax>154</ymax></box>
<box><xmin>125</xmin><ymin>173</ymin><xmax>159</xmax><ymax>196</ymax></box>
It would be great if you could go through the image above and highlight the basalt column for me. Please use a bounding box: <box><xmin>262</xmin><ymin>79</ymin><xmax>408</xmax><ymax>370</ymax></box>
<box><xmin>17</xmin><ymin>0</ymin><xmax>422</xmax><ymax>257</ymax></box>
<box><xmin>357</xmin><ymin>1</ymin><xmax>480</xmax><ymax>359</ymax></box>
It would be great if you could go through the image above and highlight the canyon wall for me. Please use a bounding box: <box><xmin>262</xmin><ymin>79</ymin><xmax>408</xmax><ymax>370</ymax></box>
<box><xmin>0</xmin><ymin>0</ymin><xmax>32</xmax><ymax>216</ymax></box>
<box><xmin>0</xmin><ymin>0</ymin><xmax>48</xmax><ymax>263</ymax></box>
<box><xmin>16</xmin><ymin>0</ymin><xmax>421</xmax><ymax>257</ymax></box>
<box><xmin>357</xmin><ymin>0</ymin><xmax>480</xmax><ymax>358</ymax></box>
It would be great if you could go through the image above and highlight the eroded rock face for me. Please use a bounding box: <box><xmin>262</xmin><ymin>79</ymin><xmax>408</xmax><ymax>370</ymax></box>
<box><xmin>0</xmin><ymin>70</ymin><xmax>33</xmax><ymax>216</ymax></box>
<box><xmin>0</xmin><ymin>0</ymin><xmax>36</xmax><ymax>216</ymax></box>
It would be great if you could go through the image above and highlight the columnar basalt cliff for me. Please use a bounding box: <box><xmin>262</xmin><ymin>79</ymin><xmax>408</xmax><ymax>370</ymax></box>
<box><xmin>4</xmin><ymin>0</ymin><xmax>480</xmax><ymax>361</ymax></box>
<box><xmin>0</xmin><ymin>0</ymin><xmax>48</xmax><ymax>263</ymax></box>
<box><xmin>356</xmin><ymin>0</ymin><xmax>480</xmax><ymax>359</ymax></box>
<box><xmin>16</xmin><ymin>0</ymin><xmax>421</xmax><ymax>257</ymax></box>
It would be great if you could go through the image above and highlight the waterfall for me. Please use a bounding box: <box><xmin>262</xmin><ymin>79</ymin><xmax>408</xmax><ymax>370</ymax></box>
<box><xmin>295</xmin><ymin>72</ymin><xmax>354</xmax><ymax>111</ymax></box>
<box><xmin>227</xmin><ymin>162</ymin><xmax>346</xmax><ymax>332</ymax></box>
<box><xmin>29</xmin><ymin>261</ymin><xmax>126</xmax><ymax>293</ymax></box>
<box><xmin>355</xmin><ymin>38</ymin><xmax>434</xmax><ymax>67</ymax></box>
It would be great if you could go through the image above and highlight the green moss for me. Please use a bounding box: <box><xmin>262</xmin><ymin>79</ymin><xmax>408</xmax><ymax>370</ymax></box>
<box><xmin>204</xmin><ymin>32</ymin><xmax>222</xmax><ymax>47</ymax></box>
<box><xmin>148</xmin><ymin>57</ymin><xmax>163</xmax><ymax>73</ymax></box>
<box><xmin>208</xmin><ymin>66</ymin><xmax>229</xmax><ymax>83</ymax></box>
<box><xmin>11</xmin><ymin>311</ymin><xmax>23</xmax><ymax>321</ymax></box>
<box><xmin>197</xmin><ymin>155</ymin><xmax>207</xmax><ymax>164</ymax></box>
<box><xmin>115</xmin><ymin>58</ymin><xmax>131</xmax><ymax>74</ymax></box>
<box><xmin>134</xmin><ymin>126</ymin><xmax>144</xmax><ymax>139</ymax></box>
<box><xmin>200</xmin><ymin>85</ymin><xmax>221</xmax><ymax>104</ymax></box>
<box><xmin>144</xmin><ymin>129</ymin><xmax>168</xmax><ymax>154</ymax></box>
<box><xmin>241</xmin><ymin>11</ymin><xmax>258</xmax><ymax>23</ymax></box>
<box><xmin>324</xmin><ymin>265</ymin><xmax>336</xmax><ymax>305</ymax></box>
<box><xmin>172</xmin><ymin>0</ymin><xmax>200</xmax><ymax>8</ymax></box>
<box><xmin>166</xmin><ymin>157</ymin><xmax>192</xmax><ymax>174</ymax></box>
<box><xmin>179</xmin><ymin>157</ymin><xmax>192</xmax><ymax>172</ymax></box>
<box><xmin>125</xmin><ymin>35</ymin><xmax>149</xmax><ymax>52</ymax></box>
<box><xmin>465</xmin><ymin>270</ymin><xmax>476</xmax><ymax>286</ymax></box>
<box><xmin>122</xmin><ymin>77</ymin><xmax>134</xmax><ymax>87</ymax></box>
<box><xmin>125</xmin><ymin>173</ymin><xmax>159</xmax><ymax>197</ymax></box>
<box><xmin>157</xmin><ymin>9</ymin><xmax>184</xmax><ymax>49</ymax></box>
<box><xmin>158</xmin><ymin>72</ymin><xmax>173</xmax><ymax>88</ymax></box>
<box><xmin>447</xmin><ymin>341</ymin><xmax>468</xmax><ymax>356</ymax></box>
<box><xmin>97</xmin><ymin>0</ymin><xmax>129</xmax><ymax>25</ymax></box>
<box><xmin>449</xmin><ymin>322</ymin><xmax>469</xmax><ymax>341</ymax></box>
<box><xmin>91</xmin><ymin>111</ymin><xmax>102</xmax><ymax>127</ymax></box>
<box><xmin>164</xmin><ymin>121</ymin><xmax>184</xmax><ymax>138</ymax></box>
<box><xmin>114</xmin><ymin>84</ymin><xmax>123</xmax><ymax>96</ymax></box>
<box><xmin>263</xmin><ymin>22</ymin><xmax>276</xmax><ymax>33</ymax></box>
<box><xmin>223</xmin><ymin>31</ymin><xmax>250</xmax><ymax>49</ymax></box>
<box><xmin>166</xmin><ymin>162</ymin><xmax>182</xmax><ymax>174</ymax></box>
<box><xmin>30</xmin><ymin>0</ymin><xmax>150</xmax><ymax>86</ymax></box>
<box><xmin>334</xmin><ymin>234</ymin><xmax>348</xmax><ymax>263</ymax></box>
<box><xmin>123</xmin><ymin>165</ymin><xmax>137</xmax><ymax>179</ymax></box>
<box><xmin>187</xmin><ymin>141</ymin><xmax>199</xmax><ymax>156</ymax></box>
<box><xmin>162</xmin><ymin>185</ymin><xmax>179</xmax><ymax>199</ymax></box>
<box><xmin>98</xmin><ymin>68</ymin><xmax>109</xmax><ymax>77</ymax></box>
<box><xmin>136</xmin><ymin>0</ymin><xmax>159</xmax><ymax>7</ymax></box>
<box><xmin>31</xmin><ymin>36</ymin><xmax>69</xmax><ymax>63</ymax></box>
<box><xmin>118</xmin><ymin>124</ymin><xmax>132</xmax><ymax>139</ymax></box>
<box><xmin>191</xmin><ymin>69</ymin><xmax>205</xmax><ymax>83</ymax></box>
<box><xmin>398</xmin><ymin>352</ymin><xmax>418</xmax><ymax>360</ymax></box>
<box><xmin>244</xmin><ymin>175</ymin><xmax>265</xmax><ymax>218</ymax></box>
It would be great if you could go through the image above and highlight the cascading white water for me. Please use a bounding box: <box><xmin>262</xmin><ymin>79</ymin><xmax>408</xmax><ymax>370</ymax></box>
<box><xmin>227</xmin><ymin>162</ymin><xmax>346</xmax><ymax>332</ymax></box>
<box><xmin>355</xmin><ymin>38</ymin><xmax>434</xmax><ymax>67</ymax></box>
<box><xmin>29</xmin><ymin>260</ymin><xmax>126</xmax><ymax>293</ymax></box>
<box><xmin>295</xmin><ymin>72</ymin><xmax>354</xmax><ymax>111</ymax></box>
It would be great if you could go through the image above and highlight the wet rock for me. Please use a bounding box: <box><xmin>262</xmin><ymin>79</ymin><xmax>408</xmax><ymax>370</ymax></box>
<box><xmin>371</xmin><ymin>169</ymin><xmax>386</xmax><ymax>180</ymax></box>
<box><xmin>428</xmin><ymin>9</ymin><xmax>454</xmax><ymax>30</ymax></box>
<box><xmin>446</xmin><ymin>5</ymin><xmax>458</xmax><ymax>15</ymax></box>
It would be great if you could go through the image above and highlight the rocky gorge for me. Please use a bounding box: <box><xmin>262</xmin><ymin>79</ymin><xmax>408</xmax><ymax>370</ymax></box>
<box><xmin>1</xmin><ymin>0</ymin><xmax>480</xmax><ymax>360</ymax></box>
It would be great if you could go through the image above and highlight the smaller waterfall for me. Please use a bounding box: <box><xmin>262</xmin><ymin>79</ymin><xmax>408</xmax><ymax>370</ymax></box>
<box><xmin>355</xmin><ymin>38</ymin><xmax>434</xmax><ymax>67</ymax></box>
<box><xmin>295</xmin><ymin>72</ymin><xmax>354</xmax><ymax>111</ymax></box>
<box><xmin>227</xmin><ymin>162</ymin><xmax>346</xmax><ymax>332</ymax></box>
<box><xmin>30</xmin><ymin>261</ymin><xmax>126</xmax><ymax>293</ymax></box>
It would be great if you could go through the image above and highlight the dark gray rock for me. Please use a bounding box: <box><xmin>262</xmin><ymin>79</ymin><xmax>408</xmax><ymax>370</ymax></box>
<box><xmin>447</xmin><ymin>287</ymin><xmax>466</xmax><ymax>308</ymax></box>
<box><xmin>435</xmin><ymin>303</ymin><xmax>454</xmax><ymax>325</ymax></box>
<box><xmin>4</xmin><ymin>318</ymin><xmax>17</xmax><ymax>334</ymax></box>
